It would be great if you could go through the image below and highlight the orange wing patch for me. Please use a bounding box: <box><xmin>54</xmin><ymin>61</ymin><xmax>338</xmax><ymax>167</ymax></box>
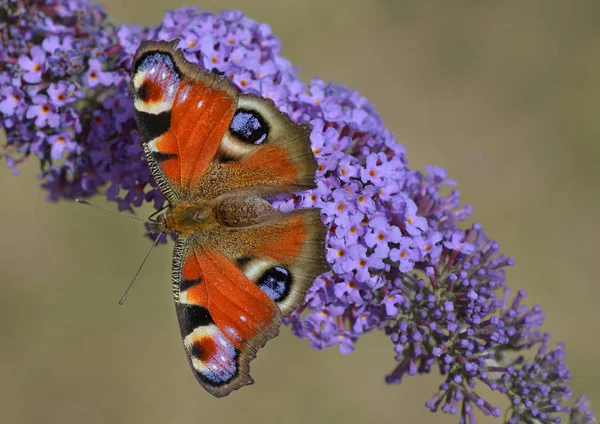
<box><xmin>227</xmin><ymin>144</ymin><xmax>300</xmax><ymax>190</ymax></box>
<box><xmin>247</xmin><ymin>214</ymin><xmax>306</xmax><ymax>264</ymax></box>
<box><xmin>170</xmin><ymin>78</ymin><xmax>236</xmax><ymax>189</ymax></box>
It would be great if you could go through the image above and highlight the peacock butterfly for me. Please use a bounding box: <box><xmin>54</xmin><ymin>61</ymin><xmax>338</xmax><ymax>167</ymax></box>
<box><xmin>129</xmin><ymin>39</ymin><xmax>328</xmax><ymax>397</ymax></box>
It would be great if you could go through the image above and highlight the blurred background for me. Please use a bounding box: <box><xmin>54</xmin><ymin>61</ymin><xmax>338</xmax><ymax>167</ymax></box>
<box><xmin>1</xmin><ymin>0</ymin><xmax>599</xmax><ymax>423</ymax></box>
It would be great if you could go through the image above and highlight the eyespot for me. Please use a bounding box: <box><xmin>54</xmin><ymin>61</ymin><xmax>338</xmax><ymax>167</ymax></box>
<box><xmin>135</xmin><ymin>52</ymin><xmax>178</xmax><ymax>76</ymax></box>
<box><xmin>256</xmin><ymin>266</ymin><xmax>291</xmax><ymax>302</ymax></box>
<box><xmin>132</xmin><ymin>51</ymin><xmax>180</xmax><ymax>105</ymax></box>
<box><xmin>229</xmin><ymin>109</ymin><xmax>268</xmax><ymax>145</ymax></box>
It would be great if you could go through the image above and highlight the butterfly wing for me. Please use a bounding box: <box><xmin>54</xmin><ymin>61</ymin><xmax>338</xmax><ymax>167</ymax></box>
<box><xmin>210</xmin><ymin>200</ymin><xmax>329</xmax><ymax>316</ymax></box>
<box><xmin>131</xmin><ymin>40</ymin><xmax>317</xmax><ymax>201</ymax></box>
<box><xmin>172</xmin><ymin>238</ymin><xmax>281</xmax><ymax>397</ymax></box>
<box><xmin>172</xmin><ymin>208</ymin><xmax>327</xmax><ymax>396</ymax></box>
<box><xmin>192</xmin><ymin>93</ymin><xmax>318</xmax><ymax>200</ymax></box>
<box><xmin>130</xmin><ymin>40</ymin><xmax>238</xmax><ymax>202</ymax></box>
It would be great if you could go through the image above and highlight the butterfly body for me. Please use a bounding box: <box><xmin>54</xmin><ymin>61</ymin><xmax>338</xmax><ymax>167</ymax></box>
<box><xmin>131</xmin><ymin>40</ymin><xmax>328</xmax><ymax>397</ymax></box>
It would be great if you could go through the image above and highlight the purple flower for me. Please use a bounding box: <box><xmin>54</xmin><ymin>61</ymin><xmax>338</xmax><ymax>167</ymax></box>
<box><xmin>26</xmin><ymin>95</ymin><xmax>59</xmax><ymax>128</ymax></box>
<box><xmin>1</xmin><ymin>3</ymin><xmax>593</xmax><ymax>423</ymax></box>
<box><xmin>415</xmin><ymin>232</ymin><xmax>443</xmax><ymax>262</ymax></box>
<box><xmin>334</xmin><ymin>278</ymin><xmax>364</xmax><ymax>305</ymax></box>
<box><xmin>199</xmin><ymin>40</ymin><xmax>228</xmax><ymax>70</ymax></box>
<box><xmin>49</xmin><ymin>132</ymin><xmax>77</xmax><ymax>160</ymax></box>
<box><xmin>0</xmin><ymin>86</ymin><xmax>25</xmax><ymax>116</ymax></box>
<box><xmin>335</xmin><ymin>211</ymin><xmax>365</xmax><ymax>244</ymax></box>
<box><xmin>390</xmin><ymin>237</ymin><xmax>420</xmax><ymax>273</ymax></box>
<box><xmin>326</xmin><ymin>237</ymin><xmax>351</xmax><ymax>275</ymax></box>
<box><xmin>382</xmin><ymin>290</ymin><xmax>408</xmax><ymax>316</ymax></box>
<box><xmin>337</xmin><ymin>332</ymin><xmax>355</xmax><ymax>354</ymax></box>
<box><xmin>47</xmin><ymin>82</ymin><xmax>78</xmax><ymax>106</ymax></box>
<box><xmin>360</xmin><ymin>152</ymin><xmax>389</xmax><ymax>186</ymax></box>
<box><xmin>364</xmin><ymin>215</ymin><xmax>402</xmax><ymax>257</ymax></box>
<box><xmin>42</xmin><ymin>35</ymin><xmax>74</xmax><ymax>54</ymax></box>
<box><xmin>402</xmin><ymin>196</ymin><xmax>428</xmax><ymax>236</ymax></box>
<box><xmin>17</xmin><ymin>45</ymin><xmax>46</xmax><ymax>83</ymax></box>
<box><xmin>323</xmin><ymin>188</ymin><xmax>357</xmax><ymax>226</ymax></box>
<box><xmin>444</xmin><ymin>230</ymin><xmax>475</xmax><ymax>254</ymax></box>
<box><xmin>345</xmin><ymin>244</ymin><xmax>384</xmax><ymax>283</ymax></box>
<box><xmin>86</xmin><ymin>59</ymin><xmax>113</xmax><ymax>87</ymax></box>
<box><xmin>336</xmin><ymin>155</ymin><xmax>360</xmax><ymax>182</ymax></box>
<box><xmin>356</xmin><ymin>185</ymin><xmax>378</xmax><ymax>213</ymax></box>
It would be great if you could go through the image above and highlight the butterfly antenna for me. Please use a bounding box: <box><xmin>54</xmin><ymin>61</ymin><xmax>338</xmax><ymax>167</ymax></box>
<box><xmin>119</xmin><ymin>231</ymin><xmax>164</xmax><ymax>306</ymax></box>
<box><xmin>75</xmin><ymin>199</ymin><xmax>147</xmax><ymax>222</ymax></box>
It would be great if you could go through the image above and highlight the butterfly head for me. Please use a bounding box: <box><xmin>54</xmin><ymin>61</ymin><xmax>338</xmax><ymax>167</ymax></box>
<box><xmin>148</xmin><ymin>212</ymin><xmax>169</xmax><ymax>235</ymax></box>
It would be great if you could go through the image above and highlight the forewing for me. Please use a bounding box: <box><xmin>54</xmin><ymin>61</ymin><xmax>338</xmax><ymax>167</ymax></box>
<box><xmin>130</xmin><ymin>40</ymin><xmax>238</xmax><ymax>201</ymax></box>
<box><xmin>131</xmin><ymin>40</ymin><xmax>317</xmax><ymax>202</ymax></box>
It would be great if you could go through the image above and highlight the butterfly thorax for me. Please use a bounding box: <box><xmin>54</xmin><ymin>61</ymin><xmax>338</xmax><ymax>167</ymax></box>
<box><xmin>162</xmin><ymin>200</ymin><xmax>218</xmax><ymax>237</ymax></box>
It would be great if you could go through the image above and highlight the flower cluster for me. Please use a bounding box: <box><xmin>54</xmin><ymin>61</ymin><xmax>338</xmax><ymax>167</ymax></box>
<box><xmin>0</xmin><ymin>0</ymin><xmax>158</xmax><ymax>208</ymax></box>
<box><xmin>0</xmin><ymin>2</ymin><xmax>594</xmax><ymax>423</ymax></box>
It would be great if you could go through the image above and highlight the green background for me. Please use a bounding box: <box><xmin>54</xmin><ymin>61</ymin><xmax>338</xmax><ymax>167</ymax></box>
<box><xmin>1</xmin><ymin>1</ymin><xmax>598</xmax><ymax>423</ymax></box>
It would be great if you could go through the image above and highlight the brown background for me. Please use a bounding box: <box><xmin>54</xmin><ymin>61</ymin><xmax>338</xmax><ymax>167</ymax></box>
<box><xmin>1</xmin><ymin>1</ymin><xmax>598</xmax><ymax>423</ymax></box>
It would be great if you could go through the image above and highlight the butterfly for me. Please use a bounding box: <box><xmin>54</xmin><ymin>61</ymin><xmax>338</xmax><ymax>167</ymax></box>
<box><xmin>129</xmin><ymin>39</ymin><xmax>328</xmax><ymax>397</ymax></box>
